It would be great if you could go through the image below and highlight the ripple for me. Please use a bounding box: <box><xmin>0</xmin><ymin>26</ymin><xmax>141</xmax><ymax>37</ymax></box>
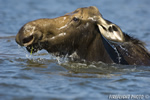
<box><xmin>1</xmin><ymin>0</ymin><xmax>150</xmax><ymax>99</ymax></box>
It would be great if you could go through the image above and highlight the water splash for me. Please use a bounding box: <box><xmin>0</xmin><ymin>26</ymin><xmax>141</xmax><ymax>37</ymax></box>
<box><xmin>17</xmin><ymin>44</ymin><xmax>70</xmax><ymax>65</ymax></box>
<box><xmin>17</xmin><ymin>45</ymin><xmax>141</xmax><ymax>74</ymax></box>
<box><xmin>55</xmin><ymin>54</ymin><xmax>69</xmax><ymax>64</ymax></box>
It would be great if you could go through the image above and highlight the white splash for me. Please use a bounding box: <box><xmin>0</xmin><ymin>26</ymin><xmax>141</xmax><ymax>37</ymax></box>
<box><xmin>119</xmin><ymin>45</ymin><xmax>128</xmax><ymax>52</ymax></box>
<box><xmin>69</xmin><ymin>51</ymin><xmax>78</xmax><ymax>58</ymax></box>
<box><xmin>114</xmin><ymin>47</ymin><xmax>121</xmax><ymax>64</ymax></box>
<box><xmin>68</xmin><ymin>51</ymin><xmax>80</xmax><ymax>61</ymax></box>
<box><xmin>56</xmin><ymin>54</ymin><xmax>69</xmax><ymax>64</ymax></box>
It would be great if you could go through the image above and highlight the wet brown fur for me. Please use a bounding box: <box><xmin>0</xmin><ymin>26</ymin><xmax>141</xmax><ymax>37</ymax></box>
<box><xmin>16</xmin><ymin>6</ymin><xmax>150</xmax><ymax>66</ymax></box>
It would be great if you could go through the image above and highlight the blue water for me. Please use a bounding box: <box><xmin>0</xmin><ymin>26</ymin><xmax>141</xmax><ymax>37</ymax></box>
<box><xmin>0</xmin><ymin>0</ymin><xmax>150</xmax><ymax>100</ymax></box>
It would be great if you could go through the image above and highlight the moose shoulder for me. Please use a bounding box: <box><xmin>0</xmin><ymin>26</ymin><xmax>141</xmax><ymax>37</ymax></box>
<box><xmin>15</xmin><ymin>6</ymin><xmax>150</xmax><ymax>66</ymax></box>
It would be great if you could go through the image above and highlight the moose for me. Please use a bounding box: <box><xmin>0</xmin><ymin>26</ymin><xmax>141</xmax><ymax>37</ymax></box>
<box><xmin>16</xmin><ymin>6</ymin><xmax>150</xmax><ymax>66</ymax></box>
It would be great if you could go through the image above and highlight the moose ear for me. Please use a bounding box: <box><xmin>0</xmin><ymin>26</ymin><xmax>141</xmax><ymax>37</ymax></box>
<box><xmin>97</xmin><ymin>17</ymin><xmax>125</xmax><ymax>42</ymax></box>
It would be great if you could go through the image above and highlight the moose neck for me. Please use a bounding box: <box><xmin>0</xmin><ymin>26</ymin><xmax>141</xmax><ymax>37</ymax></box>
<box><xmin>76</xmin><ymin>30</ymin><xmax>113</xmax><ymax>63</ymax></box>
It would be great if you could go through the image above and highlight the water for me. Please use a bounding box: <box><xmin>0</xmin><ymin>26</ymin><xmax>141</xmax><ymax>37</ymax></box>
<box><xmin>0</xmin><ymin>0</ymin><xmax>150</xmax><ymax>100</ymax></box>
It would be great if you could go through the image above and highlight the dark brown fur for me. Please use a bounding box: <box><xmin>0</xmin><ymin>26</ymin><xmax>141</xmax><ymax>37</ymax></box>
<box><xmin>15</xmin><ymin>6</ymin><xmax>150</xmax><ymax>66</ymax></box>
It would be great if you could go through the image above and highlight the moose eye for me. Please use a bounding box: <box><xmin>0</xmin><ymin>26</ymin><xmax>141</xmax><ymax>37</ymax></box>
<box><xmin>73</xmin><ymin>17</ymin><xmax>79</xmax><ymax>22</ymax></box>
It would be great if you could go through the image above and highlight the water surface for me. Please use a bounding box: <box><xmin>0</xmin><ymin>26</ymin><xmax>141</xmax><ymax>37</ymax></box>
<box><xmin>0</xmin><ymin>0</ymin><xmax>150</xmax><ymax>100</ymax></box>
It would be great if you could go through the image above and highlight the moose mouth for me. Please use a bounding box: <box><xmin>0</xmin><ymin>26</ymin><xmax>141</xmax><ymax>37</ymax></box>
<box><xmin>26</xmin><ymin>43</ymin><xmax>43</xmax><ymax>53</ymax></box>
<box><xmin>21</xmin><ymin>34</ymin><xmax>43</xmax><ymax>53</ymax></box>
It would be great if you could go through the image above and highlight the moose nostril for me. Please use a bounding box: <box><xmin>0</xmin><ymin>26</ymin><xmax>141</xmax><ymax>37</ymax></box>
<box><xmin>22</xmin><ymin>35</ymin><xmax>34</xmax><ymax>44</ymax></box>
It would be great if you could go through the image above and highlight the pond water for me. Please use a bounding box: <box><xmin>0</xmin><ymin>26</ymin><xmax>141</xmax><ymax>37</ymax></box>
<box><xmin>0</xmin><ymin>0</ymin><xmax>150</xmax><ymax>100</ymax></box>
